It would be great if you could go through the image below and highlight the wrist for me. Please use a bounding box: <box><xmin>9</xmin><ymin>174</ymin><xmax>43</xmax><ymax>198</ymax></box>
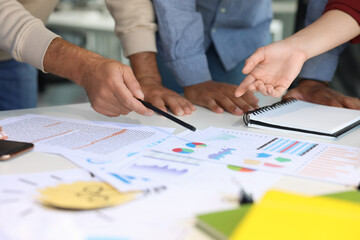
<box><xmin>283</xmin><ymin>37</ymin><xmax>309</xmax><ymax>61</ymax></box>
<box><xmin>297</xmin><ymin>78</ymin><xmax>330</xmax><ymax>87</ymax></box>
<box><xmin>137</xmin><ymin>76</ymin><xmax>162</xmax><ymax>86</ymax></box>
<box><xmin>129</xmin><ymin>52</ymin><xmax>161</xmax><ymax>83</ymax></box>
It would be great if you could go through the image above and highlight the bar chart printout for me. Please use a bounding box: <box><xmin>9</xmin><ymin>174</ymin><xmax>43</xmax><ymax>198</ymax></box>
<box><xmin>292</xmin><ymin>146</ymin><xmax>360</xmax><ymax>185</ymax></box>
<box><xmin>258</xmin><ymin>138</ymin><xmax>318</xmax><ymax>156</ymax></box>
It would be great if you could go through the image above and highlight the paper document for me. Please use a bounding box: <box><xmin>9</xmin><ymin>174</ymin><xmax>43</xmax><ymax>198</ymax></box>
<box><xmin>0</xmin><ymin>114</ymin><xmax>174</xmax><ymax>160</ymax></box>
<box><xmin>151</xmin><ymin>127</ymin><xmax>360</xmax><ymax>186</ymax></box>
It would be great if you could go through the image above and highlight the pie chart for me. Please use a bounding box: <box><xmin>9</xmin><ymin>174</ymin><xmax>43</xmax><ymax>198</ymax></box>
<box><xmin>172</xmin><ymin>148</ymin><xmax>194</xmax><ymax>154</ymax></box>
<box><xmin>186</xmin><ymin>142</ymin><xmax>207</xmax><ymax>148</ymax></box>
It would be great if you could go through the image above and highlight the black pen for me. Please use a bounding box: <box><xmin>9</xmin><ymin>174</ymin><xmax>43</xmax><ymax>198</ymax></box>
<box><xmin>238</xmin><ymin>187</ymin><xmax>253</xmax><ymax>204</ymax></box>
<box><xmin>137</xmin><ymin>98</ymin><xmax>196</xmax><ymax>131</ymax></box>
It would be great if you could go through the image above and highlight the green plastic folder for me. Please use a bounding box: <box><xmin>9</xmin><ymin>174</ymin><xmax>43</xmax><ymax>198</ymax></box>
<box><xmin>196</xmin><ymin>191</ymin><xmax>360</xmax><ymax>240</ymax></box>
<box><xmin>196</xmin><ymin>204</ymin><xmax>252</xmax><ymax>240</ymax></box>
<box><xmin>324</xmin><ymin>190</ymin><xmax>360</xmax><ymax>204</ymax></box>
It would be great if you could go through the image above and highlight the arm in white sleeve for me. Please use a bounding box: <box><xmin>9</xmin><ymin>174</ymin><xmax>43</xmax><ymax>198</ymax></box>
<box><xmin>0</xmin><ymin>0</ymin><xmax>59</xmax><ymax>71</ymax></box>
<box><xmin>105</xmin><ymin>0</ymin><xmax>157</xmax><ymax>57</ymax></box>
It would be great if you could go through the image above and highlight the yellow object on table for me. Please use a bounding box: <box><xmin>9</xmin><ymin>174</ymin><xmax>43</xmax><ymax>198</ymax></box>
<box><xmin>230</xmin><ymin>190</ymin><xmax>360</xmax><ymax>240</ymax></box>
<box><xmin>38</xmin><ymin>181</ymin><xmax>140</xmax><ymax>210</ymax></box>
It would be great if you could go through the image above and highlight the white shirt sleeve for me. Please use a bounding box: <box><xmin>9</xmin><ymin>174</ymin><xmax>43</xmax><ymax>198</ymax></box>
<box><xmin>0</xmin><ymin>0</ymin><xmax>59</xmax><ymax>71</ymax></box>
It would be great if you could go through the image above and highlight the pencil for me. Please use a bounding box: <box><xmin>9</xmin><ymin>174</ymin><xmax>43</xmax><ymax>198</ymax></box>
<box><xmin>137</xmin><ymin>99</ymin><xmax>196</xmax><ymax>131</ymax></box>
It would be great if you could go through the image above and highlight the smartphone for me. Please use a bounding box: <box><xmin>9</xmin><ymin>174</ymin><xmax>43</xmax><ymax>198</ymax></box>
<box><xmin>0</xmin><ymin>139</ymin><xmax>34</xmax><ymax>160</ymax></box>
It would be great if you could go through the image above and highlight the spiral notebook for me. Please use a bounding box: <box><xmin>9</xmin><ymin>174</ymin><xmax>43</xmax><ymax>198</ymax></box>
<box><xmin>243</xmin><ymin>98</ymin><xmax>360</xmax><ymax>139</ymax></box>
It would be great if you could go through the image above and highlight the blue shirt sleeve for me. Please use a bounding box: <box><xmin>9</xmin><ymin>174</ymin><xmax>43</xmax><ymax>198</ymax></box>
<box><xmin>153</xmin><ymin>0</ymin><xmax>212</xmax><ymax>87</ymax></box>
<box><xmin>299</xmin><ymin>0</ymin><xmax>348</xmax><ymax>82</ymax></box>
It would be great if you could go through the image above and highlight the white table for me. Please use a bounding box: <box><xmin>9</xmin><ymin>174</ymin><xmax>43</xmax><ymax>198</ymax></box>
<box><xmin>0</xmin><ymin>96</ymin><xmax>358</xmax><ymax>239</ymax></box>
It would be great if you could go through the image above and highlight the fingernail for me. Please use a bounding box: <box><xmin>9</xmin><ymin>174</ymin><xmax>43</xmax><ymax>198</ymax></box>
<box><xmin>235</xmin><ymin>107</ymin><xmax>243</xmax><ymax>114</ymax></box>
<box><xmin>146</xmin><ymin>110</ymin><xmax>153</xmax><ymax>116</ymax></box>
<box><xmin>136</xmin><ymin>90</ymin><xmax>144</xmax><ymax>99</ymax></box>
<box><xmin>177</xmin><ymin>110</ymin><xmax>184</xmax><ymax>116</ymax></box>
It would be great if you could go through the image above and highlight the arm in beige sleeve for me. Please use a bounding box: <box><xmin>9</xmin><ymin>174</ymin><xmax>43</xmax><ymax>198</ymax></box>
<box><xmin>0</xmin><ymin>0</ymin><xmax>59</xmax><ymax>71</ymax></box>
<box><xmin>105</xmin><ymin>0</ymin><xmax>157</xmax><ymax>57</ymax></box>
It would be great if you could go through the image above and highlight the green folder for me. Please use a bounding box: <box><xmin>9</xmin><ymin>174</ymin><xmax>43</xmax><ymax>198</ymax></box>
<box><xmin>196</xmin><ymin>191</ymin><xmax>360</xmax><ymax>240</ymax></box>
<box><xmin>196</xmin><ymin>204</ymin><xmax>252</xmax><ymax>240</ymax></box>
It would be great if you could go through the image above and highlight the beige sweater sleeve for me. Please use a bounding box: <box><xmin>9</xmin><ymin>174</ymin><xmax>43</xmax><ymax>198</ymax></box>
<box><xmin>0</xmin><ymin>0</ymin><xmax>59</xmax><ymax>71</ymax></box>
<box><xmin>105</xmin><ymin>0</ymin><xmax>157</xmax><ymax>57</ymax></box>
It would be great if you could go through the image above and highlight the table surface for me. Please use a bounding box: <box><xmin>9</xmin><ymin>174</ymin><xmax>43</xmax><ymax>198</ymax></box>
<box><xmin>0</xmin><ymin>95</ymin><xmax>358</xmax><ymax>239</ymax></box>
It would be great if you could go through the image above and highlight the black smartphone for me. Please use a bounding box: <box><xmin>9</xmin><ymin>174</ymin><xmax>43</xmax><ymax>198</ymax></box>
<box><xmin>0</xmin><ymin>139</ymin><xmax>34</xmax><ymax>161</ymax></box>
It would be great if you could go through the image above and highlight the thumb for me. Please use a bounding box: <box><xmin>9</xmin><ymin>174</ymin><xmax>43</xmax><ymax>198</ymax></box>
<box><xmin>242</xmin><ymin>47</ymin><xmax>265</xmax><ymax>74</ymax></box>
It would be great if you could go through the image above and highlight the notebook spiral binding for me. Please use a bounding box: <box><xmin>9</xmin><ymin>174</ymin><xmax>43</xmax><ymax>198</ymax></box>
<box><xmin>243</xmin><ymin>98</ymin><xmax>297</xmax><ymax>125</ymax></box>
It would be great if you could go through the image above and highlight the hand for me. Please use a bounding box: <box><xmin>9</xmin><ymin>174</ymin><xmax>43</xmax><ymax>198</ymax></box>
<box><xmin>80</xmin><ymin>58</ymin><xmax>154</xmax><ymax>117</ymax></box>
<box><xmin>235</xmin><ymin>40</ymin><xmax>307</xmax><ymax>98</ymax></box>
<box><xmin>43</xmin><ymin>38</ymin><xmax>152</xmax><ymax>117</ymax></box>
<box><xmin>138</xmin><ymin>78</ymin><xmax>195</xmax><ymax>116</ymax></box>
<box><xmin>283</xmin><ymin>79</ymin><xmax>360</xmax><ymax>109</ymax></box>
<box><xmin>184</xmin><ymin>81</ymin><xmax>259</xmax><ymax>115</ymax></box>
<box><xmin>129</xmin><ymin>52</ymin><xmax>195</xmax><ymax>116</ymax></box>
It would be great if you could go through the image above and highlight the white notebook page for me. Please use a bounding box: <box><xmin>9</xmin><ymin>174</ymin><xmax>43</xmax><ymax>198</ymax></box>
<box><xmin>250</xmin><ymin>100</ymin><xmax>360</xmax><ymax>134</ymax></box>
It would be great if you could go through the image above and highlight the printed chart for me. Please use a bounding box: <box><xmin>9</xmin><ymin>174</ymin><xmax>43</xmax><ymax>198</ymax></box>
<box><xmin>258</xmin><ymin>137</ymin><xmax>318</xmax><ymax>156</ymax></box>
<box><xmin>293</xmin><ymin>146</ymin><xmax>360</xmax><ymax>184</ymax></box>
<box><xmin>153</xmin><ymin>127</ymin><xmax>360</xmax><ymax>186</ymax></box>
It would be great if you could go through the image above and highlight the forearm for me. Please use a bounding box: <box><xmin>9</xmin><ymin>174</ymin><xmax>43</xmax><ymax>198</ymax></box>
<box><xmin>43</xmin><ymin>38</ymin><xmax>102</xmax><ymax>86</ymax></box>
<box><xmin>286</xmin><ymin>10</ymin><xmax>360</xmax><ymax>60</ymax></box>
<box><xmin>129</xmin><ymin>52</ymin><xmax>162</xmax><ymax>84</ymax></box>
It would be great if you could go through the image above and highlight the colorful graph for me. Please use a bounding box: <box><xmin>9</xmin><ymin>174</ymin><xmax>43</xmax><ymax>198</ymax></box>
<box><xmin>130</xmin><ymin>164</ymin><xmax>188</xmax><ymax>176</ymax></box>
<box><xmin>296</xmin><ymin>146</ymin><xmax>360</xmax><ymax>180</ymax></box>
<box><xmin>264</xmin><ymin>163</ymin><xmax>283</xmax><ymax>168</ymax></box>
<box><xmin>257</xmin><ymin>153</ymin><xmax>271</xmax><ymax>158</ymax></box>
<box><xmin>258</xmin><ymin>138</ymin><xmax>318</xmax><ymax>156</ymax></box>
<box><xmin>208</xmin><ymin>148</ymin><xmax>235</xmax><ymax>160</ymax></box>
<box><xmin>244</xmin><ymin>159</ymin><xmax>262</xmax><ymax>165</ymax></box>
<box><xmin>109</xmin><ymin>173</ymin><xmax>149</xmax><ymax>184</ymax></box>
<box><xmin>227</xmin><ymin>165</ymin><xmax>256</xmax><ymax>172</ymax></box>
<box><xmin>87</xmin><ymin>158</ymin><xmax>113</xmax><ymax>164</ymax></box>
<box><xmin>172</xmin><ymin>148</ymin><xmax>194</xmax><ymax>154</ymax></box>
<box><xmin>144</xmin><ymin>150</ymin><xmax>201</xmax><ymax>165</ymax></box>
<box><xmin>275</xmin><ymin>157</ymin><xmax>291</xmax><ymax>163</ymax></box>
<box><xmin>206</xmin><ymin>133</ymin><xmax>237</xmax><ymax>141</ymax></box>
<box><xmin>186</xmin><ymin>142</ymin><xmax>207</xmax><ymax>148</ymax></box>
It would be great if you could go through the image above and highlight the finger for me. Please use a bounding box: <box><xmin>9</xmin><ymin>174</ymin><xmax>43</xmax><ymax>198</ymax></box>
<box><xmin>150</xmin><ymin>96</ymin><xmax>168</xmax><ymax>113</ymax></box>
<box><xmin>113</xmin><ymin>77</ymin><xmax>153</xmax><ymax>116</ymax></box>
<box><xmin>340</xmin><ymin>97</ymin><xmax>360</xmax><ymax>110</ymax></box>
<box><xmin>235</xmin><ymin>74</ymin><xmax>256</xmax><ymax>97</ymax></box>
<box><xmin>272</xmin><ymin>86</ymin><xmax>287</xmax><ymax>98</ymax></box>
<box><xmin>204</xmin><ymin>98</ymin><xmax>224</xmax><ymax>114</ymax></box>
<box><xmin>163</xmin><ymin>96</ymin><xmax>185</xmax><ymax>116</ymax></box>
<box><xmin>242</xmin><ymin>48</ymin><xmax>265</xmax><ymax>74</ymax></box>
<box><xmin>240</xmin><ymin>92</ymin><xmax>259</xmax><ymax>109</ymax></box>
<box><xmin>216</xmin><ymin>96</ymin><xmax>244</xmax><ymax>115</ymax></box>
<box><xmin>167</xmin><ymin>96</ymin><xmax>194</xmax><ymax>116</ymax></box>
<box><xmin>282</xmin><ymin>88</ymin><xmax>304</xmax><ymax>101</ymax></box>
<box><xmin>254</xmin><ymin>81</ymin><xmax>268</xmax><ymax>96</ymax></box>
<box><xmin>122</xmin><ymin>66</ymin><xmax>145</xmax><ymax>100</ymax></box>
<box><xmin>266</xmin><ymin>85</ymin><xmax>274</xmax><ymax>95</ymax></box>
